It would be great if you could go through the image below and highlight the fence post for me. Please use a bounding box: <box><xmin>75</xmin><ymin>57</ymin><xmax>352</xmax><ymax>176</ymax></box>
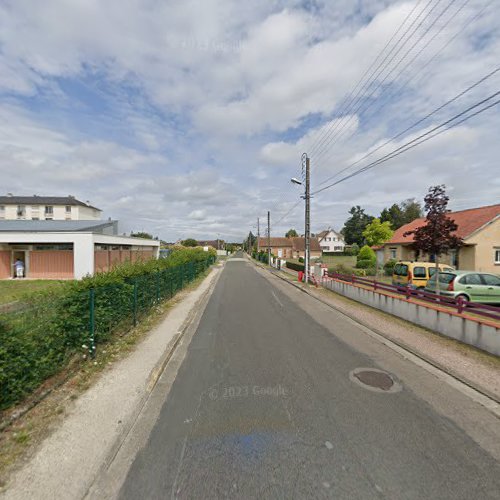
<box><xmin>89</xmin><ymin>288</ymin><xmax>96</xmax><ymax>359</ymax></box>
<box><xmin>406</xmin><ymin>284</ymin><xmax>411</xmax><ymax>300</ymax></box>
<box><xmin>180</xmin><ymin>265</ymin><xmax>184</xmax><ymax>289</ymax></box>
<box><xmin>373</xmin><ymin>280</ymin><xmax>377</xmax><ymax>291</ymax></box>
<box><xmin>133</xmin><ymin>279</ymin><xmax>138</xmax><ymax>326</ymax></box>
<box><xmin>156</xmin><ymin>271</ymin><xmax>160</xmax><ymax>302</ymax></box>
<box><xmin>457</xmin><ymin>295</ymin><xmax>464</xmax><ymax>314</ymax></box>
<box><xmin>170</xmin><ymin>272</ymin><xmax>174</xmax><ymax>298</ymax></box>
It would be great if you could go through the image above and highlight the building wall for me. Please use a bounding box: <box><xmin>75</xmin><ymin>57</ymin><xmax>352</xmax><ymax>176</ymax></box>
<box><xmin>319</xmin><ymin>231</ymin><xmax>345</xmax><ymax>252</ymax></box>
<box><xmin>0</xmin><ymin>203</ymin><xmax>101</xmax><ymax>221</ymax></box>
<box><xmin>464</xmin><ymin>218</ymin><xmax>500</xmax><ymax>273</ymax></box>
<box><xmin>29</xmin><ymin>250</ymin><xmax>74</xmax><ymax>279</ymax></box>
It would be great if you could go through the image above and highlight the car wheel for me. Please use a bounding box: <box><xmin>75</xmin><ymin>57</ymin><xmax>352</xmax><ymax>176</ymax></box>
<box><xmin>456</xmin><ymin>294</ymin><xmax>470</xmax><ymax>304</ymax></box>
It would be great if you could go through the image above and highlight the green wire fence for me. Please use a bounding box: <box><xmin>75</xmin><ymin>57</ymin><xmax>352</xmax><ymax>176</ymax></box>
<box><xmin>0</xmin><ymin>256</ymin><xmax>215</xmax><ymax>410</ymax></box>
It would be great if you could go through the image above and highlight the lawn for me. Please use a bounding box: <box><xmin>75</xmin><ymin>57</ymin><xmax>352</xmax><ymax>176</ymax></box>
<box><xmin>0</xmin><ymin>280</ymin><xmax>68</xmax><ymax>305</ymax></box>
<box><xmin>319</xmin><ymin>255</ymin><xmax>357</xmax><ymax>266</ymax></box>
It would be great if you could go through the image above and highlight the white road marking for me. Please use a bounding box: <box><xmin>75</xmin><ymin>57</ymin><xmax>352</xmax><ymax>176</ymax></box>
<box><xmin>271</xmin><ymin>290</ymin><xmax>283</xmax><ymax>308</ymax></box>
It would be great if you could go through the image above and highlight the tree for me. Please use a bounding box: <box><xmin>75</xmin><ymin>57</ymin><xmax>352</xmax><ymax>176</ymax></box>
<box><xmin>181</xmin><ymin>238</ymin><xmax>198</xmax><ymax>247</ymax></box>
<box><xmin>404</xmin><ymin>185</ymin><xmax>463</xmax><ymax>295</ymax></box>
<box><xmin>130</xmin><ymin>231</ymin><xmax>153</xmax><ymax>239</ymax></box>
<box><xmin>285</xmin><ymin>229</ymin><xmax>298</xmax><ymax>238</ymax></box>
<box><xmin>341</xmin><ymin>206</ymin><xmax>374</xmax><ymax>246</ymax></box>
<box><xmin>245</xmin><ymin>231</ymin><xmax>256</xmax><ymax>252</ymax></box>
<box><xmin>362</xmin><ymin>218</ymin><xmax>394</xmax><ymax>246</ymax></box>
<box><xmin>380</xmin><ymin>198</ymin><xmax>423</xmax><ymax>229</ymax></box>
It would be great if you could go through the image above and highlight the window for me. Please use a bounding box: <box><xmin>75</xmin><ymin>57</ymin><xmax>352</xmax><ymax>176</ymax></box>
<box><xmin>413</xmin><ymin>266</ymin><xmax>426</xmax><ymax>278</ymax></box>
<box><xmin>16</xmin><ymin>205</ymin><xmax>26</xmax><ymax>218</ymax></box>
<box><xmin>460</xmin><ymin>274</ymin><xmax>482</xmax><ymax>285</ymax></box>
<box><xmin>0</xmin><ymin>205</ymin><xmax>4</xmax><ymax>220</ymax></box>
<box><xmin>45</xmin><ymin>205</ymin><xmax>53</xmax><ymax>215</ymax></box>
<box><xmin>482</xmin><ymin>274</ymin><xmax>500</xmax><ymax>286</ymax></box>
<box><xmin>389</xmin><ymin>248</ymin><xmax>397</xmax><ymax>259</ymax></box>
<box><xmin>334</xmin><ymin>246</ymin><xmax>343</xmax><ymax>251</ymax></box>
<box><xmin>495</xmin><ymin>249</ymin><xmax>500</xmax><ymax>264</ymax></box>
<box><xmin>394</xmin><ymin>264</ymin><xmax>408</xmax><ymax>276</ymax></box>
<box><xmin>449</xmin><ymin>249</ymin><xmax>458</xmax><ymax>267</ymax></box>
<box><xmin>65</xmin><ymin>205</ymin><xmax>71</xmax><ymax>213</ymax></box>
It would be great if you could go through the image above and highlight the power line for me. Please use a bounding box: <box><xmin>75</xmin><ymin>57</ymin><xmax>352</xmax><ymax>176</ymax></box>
<box><xmin>312</xmin><ymin>90</ymin><xmax>500</xmax><ymax>196</ymax></box>
<box><xmin>311</xmin><ymin>0</ymin><xmax>458</xmax><ymax>164</ymax></box>
<box><xmin>312</xmin><ymin>0</ymin><xmax>475</xmax><ymax>169</ymax></box>
<box><xmin>315</xmin><ymin>65</ymin><xmax>500</xmax><ymax>188</ymax></box>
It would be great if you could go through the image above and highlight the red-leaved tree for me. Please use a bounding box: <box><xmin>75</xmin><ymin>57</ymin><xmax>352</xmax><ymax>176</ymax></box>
<box><xmin>404</xmin><ymin>185</ymin><xmax>463</xmax><ymax>295</ymax></box>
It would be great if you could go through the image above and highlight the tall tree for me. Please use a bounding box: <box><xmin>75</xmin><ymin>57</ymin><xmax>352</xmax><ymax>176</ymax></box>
<box><xmin>380</xmin><ymin>199</ymin><xmax>423</xmax><ymax>229</ymax></box>
<box><xmin>181</xmin><ymin>238</ymin><xmax>198</xmax><ymax>247</ymax></box>
<box><xmin>380</xmin><ymin>203</ymin><xmax>403</xmax><ymax>229</ymax></box>
<box><xmin>341</xmin><ymin>206</ymin><xmax>374</xmax><ymax>246</ymax></box>
<box><xmin>362</xmin><ymin>218</ymin><xmax>394</xmax><ymax>246</ymax></box>
<box><xmin>400</xmin><ymin>198</ymin><xmax>423</xmax><ymax>224</ymax></box>
<box><xmin>285</xmin><ymin>229</ymin><xmax>298</xmax><ymax>238</ymax></box>
<box><xmin>404</xmin><ymin>185</ymin><xmax>463</xmax><ymax>295</ymax></box>
<box><xmin>246</xmin><ymin>231</ymin><xmax>256</xmax><ymax>251</ymax></box>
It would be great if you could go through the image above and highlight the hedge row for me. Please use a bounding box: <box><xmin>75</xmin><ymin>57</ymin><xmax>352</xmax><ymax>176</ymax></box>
<box><xmin>0</xmin><ymin>247</ymin><xmax>216</xmax><ymax>410</ymax></box>
<box><xmin>286</xmin><ymin>261</ymin><xmax>305</xmax><ymax>272</ymax></box>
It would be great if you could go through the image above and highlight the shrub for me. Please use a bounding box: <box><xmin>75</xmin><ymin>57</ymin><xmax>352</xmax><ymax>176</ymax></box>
<box><xmin>357</xmin><ymin>245</ymin><xmax>376</xmax><ymax>268</ymax></box>
<box><xmin>298</xmin><ymin>257</ymin><xmax>304</xmax><ymax>263</ymax></box>
<box><xmin>0</xmin><ymin>247</ymin><xmax>216</xmax><ymax>410</ymax></box>
<box><xmin>286</xmin><ymin>261</ymin><xmax>305</xmax><ymax>272</ymax></box>
<box><xmin>356</xmin><ymin>259</ymin><xmax>374</xmax><ymax>269</ymax></box>
<box><xmin>383</xmin><ymin>259</ymin><xmax>397</xmax><ymax>276</ymax></box>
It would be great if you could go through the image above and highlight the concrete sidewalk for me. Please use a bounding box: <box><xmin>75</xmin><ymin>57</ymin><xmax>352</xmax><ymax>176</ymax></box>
<box><xmin>1</xmin><ymin>265</ymin><xmax>222</xmax><ymax>500</ymax></box>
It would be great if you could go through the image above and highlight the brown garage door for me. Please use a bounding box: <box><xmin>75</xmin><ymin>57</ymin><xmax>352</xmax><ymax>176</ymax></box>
<box><xmin>30</xmin><ymin>251</ymin><xmax>74</xmax><ymax>279</ymax></box>
<box><xmin>0</xmin><ymin>251</ymin><xmax>10</xmax><ymax>279</ymax></box>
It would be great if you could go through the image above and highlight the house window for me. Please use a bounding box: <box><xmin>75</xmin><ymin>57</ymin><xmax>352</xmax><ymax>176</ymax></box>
<box><xmin>450</xmin><ymin>249</ymin><xmax>458</xmax><ymax>267</ymax></box>
<box><xmin>17</xmin><ymin>205</ymin><xmax>26</xmax><ymax>218</ymax></box>
<box><xmin>0</xmin><ymin>205</ymin><xmax>4</xmax><ymax>219</ymax></box>
<box><xmin>65</xmin><ymin>205</ymin><xmax>72</xmax><ymax>213</ymax></box>
<box><xmin>334</xmin><ymin>246</ymin><xmax>343</xmax><ymax>251</ymax></box>
<box><xmin>45</xmin><ymin>206</ymin><xmax>53</xmax><ymax>215</ymax></box>
<box><xmin>495</xmin><ymin>249</ymin><xmax>500</xmax><ymax>264</ymax></box>
<box><xmin>389</xmin><ymin>247</ymin><xmax>397</xmax><ymax>259</ymax></box>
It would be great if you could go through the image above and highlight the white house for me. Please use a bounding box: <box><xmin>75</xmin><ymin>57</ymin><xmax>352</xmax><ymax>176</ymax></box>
<box><xmin>0</xmin><ymin>195</ymin><xmax>102</xmax><ymax>221</ymax></box>
<box><xmin>0</xmin><ymin>220</ymin><xmax>159</xmax><ymax>280</ymax></box>
<box><xmin>317</xmin><ymin>228</ymin><xmax>345</xmax><ymax>253</ymax></box>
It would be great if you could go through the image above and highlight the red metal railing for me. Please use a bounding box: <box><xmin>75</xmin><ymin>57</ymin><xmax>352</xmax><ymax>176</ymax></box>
<box><xmin>324</xmin><ymin>272</ymin><xmax>500</xmax><ymax>323</ymax></box>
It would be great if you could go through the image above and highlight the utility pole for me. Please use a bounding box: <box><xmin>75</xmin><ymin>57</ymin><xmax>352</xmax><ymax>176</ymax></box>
<box><xmin>257</xmin><ymin>217</ymin><xmax>260</xmax><ymax>253</ymax></box>
<box><xmin>303</xmin><ymin>154</ymin><xmax>311</xmax><ymax>285</ymax></box>
<box><xmin>267</xmin><ymin>210</ymin><xmax>271</xmax><ymax>267</ymax></box>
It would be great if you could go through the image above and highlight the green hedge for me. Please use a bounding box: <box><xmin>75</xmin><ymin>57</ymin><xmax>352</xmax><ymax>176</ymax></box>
<box><xmin>286</xmin><ymin>261</ymin><xmax>305</xmax><ymax>272</ymax></box>
<box><xmin>0</xmin><ymin>247</ymin><xmax>216</xmax><ymax>410</ymax></box>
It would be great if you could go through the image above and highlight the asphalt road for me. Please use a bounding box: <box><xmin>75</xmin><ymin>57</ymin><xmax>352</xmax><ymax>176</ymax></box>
<box><xmin>117</xmin><ymin>256</ymin><xmax>500</xmax><ymax>499</ymax></box>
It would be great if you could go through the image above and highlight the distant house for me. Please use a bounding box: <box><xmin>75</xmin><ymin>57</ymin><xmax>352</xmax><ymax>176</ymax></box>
<box><xmin>317</xmin><ymin>228</ymin><xmax>345</xmax><ymax>253</ymax></box>
<box><xmin>197</xmin><ymin>239</ymin><xmax>224</xmax><ymax>250</ymax></box>
<box><xmin>0</xmin><ymin>220</ymin><xmax>159</xmax><ymax>280</ymax></box>
<box><xmin>258</xmin><ymin>237</ymin><xmax>321</xmax><ymax>259</ymax></box>
<box><xmin>382</xmin><ymin>204</ymin><xmax>500</xmax><ymax>273</ymax></box>
<box><xmin>0</xmin><ymin>194</ymin><xmax>101</xmax><ymax>221</ymax></box>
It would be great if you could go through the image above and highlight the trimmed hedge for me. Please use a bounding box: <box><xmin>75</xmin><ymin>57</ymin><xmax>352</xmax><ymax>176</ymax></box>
<box><xmin>0</xmin><ymin>247</ymin><xmax>216</xmax><ymax>410</ymax></box>
<box><xmin>286</xmin><ymin>261</ymin><xmax>305</xmax><ymax>272</ymax></box>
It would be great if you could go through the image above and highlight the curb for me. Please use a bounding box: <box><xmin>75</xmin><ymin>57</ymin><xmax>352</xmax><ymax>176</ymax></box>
<box><xmin>253</xmin><ymin>262</ymin><xmax>500</xmax><ymax>407</ymax></box>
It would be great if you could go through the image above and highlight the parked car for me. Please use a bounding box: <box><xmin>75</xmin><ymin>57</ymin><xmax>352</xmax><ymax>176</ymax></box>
<box><xmin>425</xmin><ymin>271</ymin><xmax>500</xmax><ymax>304</ymax></box>
<box><xmin>392</xmin><ymin>261</ymin><xmax>455</xmax><ymax>289</ymax></box>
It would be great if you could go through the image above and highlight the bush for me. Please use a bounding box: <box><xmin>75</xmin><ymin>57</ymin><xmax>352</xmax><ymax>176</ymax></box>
<box><xmin>286</xmin><ymin>261</ymin><xmax>305</xmax><ymax>272</ymax></box>
<box><xmin>357</xmin><ymin>245</ymin><xmax>376</xmax><ymax>269</ymax></box>
<box><xmin>0</xmin><ymin>247</ymin><xmax>216</xmax><ymax>410</ymax></box>
<box><xmin>383</xmin><ymin>259</ymin><xmax>397</xmax><ymax>276</ymax></box>
<box><xmin>298</xmin><ymin>257</ymin><xmax>304</xmax><ymax>263</ymax></box>
<box><xmin>344</xmin><ymin>243</ymin><xmax>360</xmax><ymax>256</ymax></box>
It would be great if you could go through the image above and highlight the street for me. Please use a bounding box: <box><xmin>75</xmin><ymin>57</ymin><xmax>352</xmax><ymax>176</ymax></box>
<box><xmin>116</xmin><ymin>256</ymin><xmax>500</xmax><ymax>499</ymax></box>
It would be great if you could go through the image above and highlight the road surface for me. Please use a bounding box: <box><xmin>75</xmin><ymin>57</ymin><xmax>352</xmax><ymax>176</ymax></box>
<box><xmin>114</xmin><ymin>256</ymin><xmax>500</xmax><ymax>499</ymax></box>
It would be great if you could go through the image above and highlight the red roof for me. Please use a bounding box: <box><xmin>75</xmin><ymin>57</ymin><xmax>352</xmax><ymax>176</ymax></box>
<box><xmin>387</xmin><ymin>204</ymin><xmax>500</xmax><ymax>244</ymax></box>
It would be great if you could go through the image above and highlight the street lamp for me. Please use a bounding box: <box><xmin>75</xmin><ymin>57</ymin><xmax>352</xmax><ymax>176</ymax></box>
<box><xmin>290</xmin><ymin>177</ymin><xmax>302</xmax><ymax>185</ymax></box>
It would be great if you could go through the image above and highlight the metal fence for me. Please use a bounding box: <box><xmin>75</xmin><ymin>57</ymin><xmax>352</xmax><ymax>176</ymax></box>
<box><xmin>325</xmin><ymin>272</ymin><xmax>500</xmax><ymax>323</ymax></box>
<box><xmin>0</xmin><ymin>257</ymin><xmax>215</xmax><ymax>410</ymax></box>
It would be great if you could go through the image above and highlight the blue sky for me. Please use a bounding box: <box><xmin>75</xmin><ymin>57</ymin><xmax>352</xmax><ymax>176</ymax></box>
<box><xmin>0</xmin><ymin>0</ymin><xmax>499</xmax><ymax>241</ymax></box>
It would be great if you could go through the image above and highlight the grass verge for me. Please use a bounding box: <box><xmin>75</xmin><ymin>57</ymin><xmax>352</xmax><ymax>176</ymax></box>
<box><xmin>0</xmin><ymin>280</ymin><xmax>68</xmax><ymax>305</ymax></box>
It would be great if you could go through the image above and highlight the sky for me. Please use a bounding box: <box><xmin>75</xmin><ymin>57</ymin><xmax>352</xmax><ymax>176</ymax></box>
<box><xmin>0</xmin><ymin>0</ymin><xmax>499</xmax><ymax>242</ymax></box>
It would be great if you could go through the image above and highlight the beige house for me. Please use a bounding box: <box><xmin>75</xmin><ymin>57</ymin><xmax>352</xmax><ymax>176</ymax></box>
<box><xmin>0</xmin><ymin>195</ymin><xmax>101</xmax><ymax>221</ymax></box>
<box><xmin>383</xmin><ymin>204</ymin><xmax>500</xmax><ymax>273</ymax></box>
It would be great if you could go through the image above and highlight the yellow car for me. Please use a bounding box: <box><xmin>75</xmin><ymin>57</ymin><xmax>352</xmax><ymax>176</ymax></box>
<box><xmin>392</xmin><ymin>261</ymin><xmax>455</xmax><ymax>289</ymax></box>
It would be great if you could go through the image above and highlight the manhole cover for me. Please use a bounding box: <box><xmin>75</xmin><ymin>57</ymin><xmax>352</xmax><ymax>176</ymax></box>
<box><xmin>349</xmin><ymin>368</ymin><xmax>402</xmax><ymax>393</ymax></box>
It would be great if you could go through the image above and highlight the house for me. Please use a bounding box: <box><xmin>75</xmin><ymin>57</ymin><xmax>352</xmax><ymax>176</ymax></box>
<box><xmin>0</xmin><ymin>194</ymin><xmax>101</xmax><ymax>221</ymax></box>
<box><xmin>382</xmin><ymin>204</ymin><xmax>500</xmax><ymax>273</ymax></box>
<box><xmin>0</xmin><ymin>220</ymin><xmax>159</xmax><ymax>280</ymax></box>
<box><xmin>317</xmin><ymin>228</ymin><xmax>345</xmax><ymax>253</ymax></box>
<box><xmin>197</xmin><ymin>239</ymin><xmax>224</xmax><ymax>250</ymax></box>
<box><xmin>257</xmin><ymin>237</ymin><xmax>321</xmax><ymax>259</ymax></box>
